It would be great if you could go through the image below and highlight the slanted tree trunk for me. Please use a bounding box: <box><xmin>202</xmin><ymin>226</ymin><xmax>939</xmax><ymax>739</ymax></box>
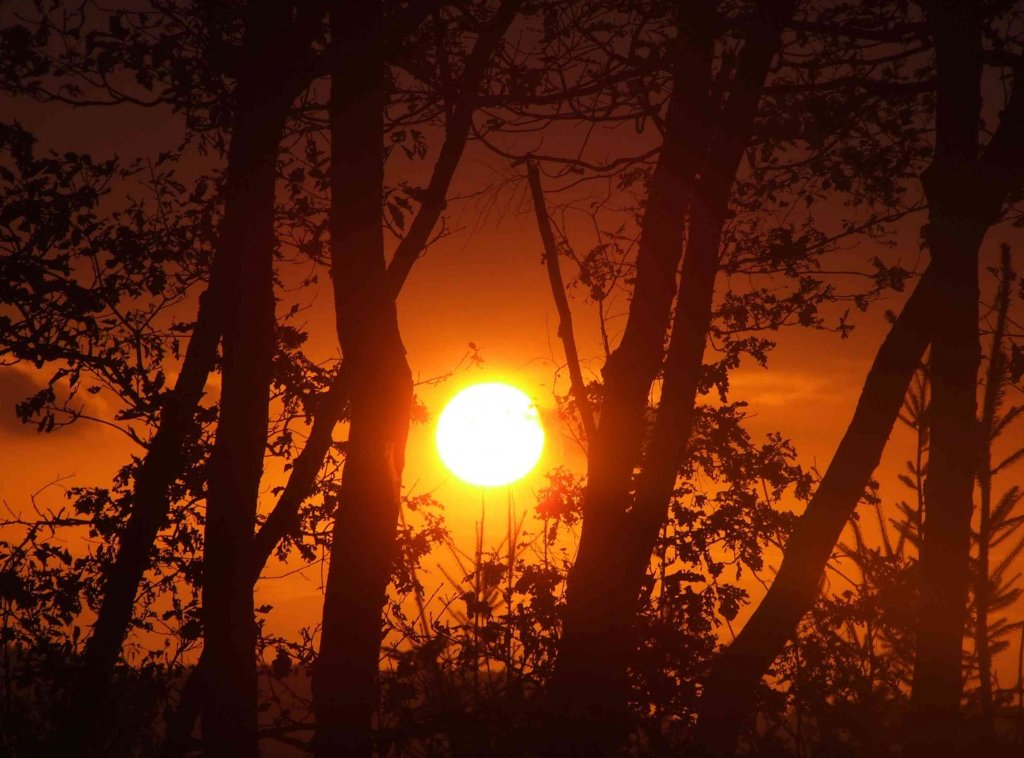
<box><xmin>311</xmin><ymin>2</ymin><xmax>413</xmax><ymax>755</ymax></box>
<box><xmin>686</xmin><ymin>265</ymin><xmax>938</xmax><ymax>757</ymax></box>
<box><xmin>69</xmin><ymin>290</ymin><xmax>220</xmax><ymax>756</ymax></box>
<box><xmin>689</xmin><ymin>2</ymin><xmax>1024</xmax><ymax>752</ymax></box>
<box><xmin>527</xmin><ymin>161</ymin><xmax>596</xmax><ymax>444</ymax></box>
<box><xmin>626</xmin><ymin>0</ymin><xmax>794</xmax><ymax>633</ymax></box>
<box><xmin>65</xmin><ymin>3</ymin><xmax>321</xmax><ymax>755</ymax></box>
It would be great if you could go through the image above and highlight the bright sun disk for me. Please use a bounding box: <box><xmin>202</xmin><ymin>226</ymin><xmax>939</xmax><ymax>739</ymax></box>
<box><xmin>436</xmin><ymin>383</ymin><xmax>545</xmax><ymax>487</ymax></box>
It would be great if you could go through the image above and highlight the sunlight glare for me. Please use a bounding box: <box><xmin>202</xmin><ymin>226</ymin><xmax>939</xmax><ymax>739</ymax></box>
<box><xmin>436</xmin><ymin>383</ymin><xmax>545</xmax><ymax>487</ymax></box>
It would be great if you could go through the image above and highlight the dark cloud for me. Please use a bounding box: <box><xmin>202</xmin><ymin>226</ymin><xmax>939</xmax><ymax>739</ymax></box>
<box><xmin>0</xmin><ymin>367</ymin><xmax>47</xmax><ymax>436</ymax></box>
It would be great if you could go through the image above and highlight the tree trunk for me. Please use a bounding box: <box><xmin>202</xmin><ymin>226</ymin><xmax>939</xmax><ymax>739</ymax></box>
<box><xmin>974</xmin><ymin>245</ymin><xmax>1013</xmax><ymax>737</ymax></box>
<box><xmin>252</xmin><ymin>0</ymin><xmax>519</xmax><ymax>569</ymax></box>
<box><xmin>686</xmin><ymin>265</ymin><xmax>939</xmax><ymax>757</ymax></box>
<box><xmin>160</xmin><ymin>4</ymin><xmax>517</xmax><ymax>747</ymax></box>
<box><xmin>527</xmin><ymin>161</ymin><xmax>596</xmax><ymax>444</ymax></box>
<box><xmin>69</xmin><ymin>289</ymin><xmax>220</xmax><ymax>756</ymax></box>
<box><xmin>548</xmin><ymin>5</ymin><xmax>791</xmax><ymax>753</ymax></box>
<box><xmin>906</xmin><ymin>3</ymin><xmax>985</xmax><ymax>752</ymax></box>
<box><xmin>311</xmin><ymin>2</ymin><xmax>413</xmax><ymax>755</ymax></box>
<box><xmin>627</xmin><ymin>0</ymin><xmax>794</xmax><ymax>629</ymax></box>
<box><xmin>200</xmin><ymin>3</ymin><xmax>301</xmax><ymax>751</ymax></box>
<box><xmin>65</xmin><ymin>3</ymin><xmax>315</xmax><ymax>754</ymax></box>
<box><xmin>907</xmin><ymin>216</ymin><xmax>983</xmax><ymax>756</ymax></box>
<box><xmin>547</xmin><ymin>10</ymin><xmax>715</xmax><ymax>745</ymax></box>
<box><xmin>689</xmin><ymin>1</ymin><xmax>1024</xmax><ymax>751</ymax></box>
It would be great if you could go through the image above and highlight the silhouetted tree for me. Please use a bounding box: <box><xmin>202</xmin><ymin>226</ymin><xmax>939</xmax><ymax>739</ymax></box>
<box><xmin>971</xmin><ymin>245</ymin><xmax>1024</xmax><ymax>739</ymax></box>
<box><xmin>690</xmin><ymin>3</ymin><xmax>1024</xmax><ymax>754</ymax></box>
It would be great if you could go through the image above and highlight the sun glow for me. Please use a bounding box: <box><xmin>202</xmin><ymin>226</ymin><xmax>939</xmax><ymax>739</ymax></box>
<box><xmin>436</xmin><ymin>383</ymin><xmax>545</xmax><ymax>487</ymax></box>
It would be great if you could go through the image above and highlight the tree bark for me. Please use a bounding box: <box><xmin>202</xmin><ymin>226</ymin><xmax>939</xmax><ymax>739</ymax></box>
<box><xmin>689</xmin><ymin>4</ymin><xmax>1024</xmax><ymax>753</ymax></box>
<box><xmin>160</xmin><ymin>5</ymin><xmax>518</xmax><ymax>751</ymax></box>
<box><xmin>252</xmin><ymin>0</ymin><xmax>520</xmax><ymax>570</ymax></box>
<box><xmin>71</xmin><ymin>290</ymin><xmax>220</xmax><ymax>755</ymax></box>
<box><xmin>626</xmin><ymin>0</ymin><xmax>795</xmax><ymax>627</ymax></box>
<box><xmin>63</xmin><ymin>4</ymin><xmax>320</xmax><ymax>755</ymax></box>
<box><xmin>311</xmin><ymin>2</ymin><xmax>412</xmax><ymax>755</ymax></box>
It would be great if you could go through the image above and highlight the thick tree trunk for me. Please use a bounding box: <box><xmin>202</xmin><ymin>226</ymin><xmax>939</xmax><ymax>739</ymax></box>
<box><xmin>626</xmin><ymin>0</ymin><xmax>794</xmax><ymax>629</ymax></box>
<box><xmin>686</xmin><ymin>265</ymin><xmax>939</xmax><ymax>757</ymax></box>
<box><xmin>548</xmin><ymin>5</ymin><xmax>791</xmax><ymax>753</ymax></box>
<box><xmin>311</xmin><ymin>3</ymin><xmax>413</xmax><ymax>755</ymax></box>
<box><xmin>907</xmin><ymin>221</ymin><xmax>983</xmax><ymax>756</ymax></box>
<box><xmin>253</xmin><ymin>0</ymin><xmax>519</xmax><ymax>568</ymax></box>
<box><xmin>906</xmin><ymin>4</ymin><xmax>985</xmax><ymax>753</ymax></box>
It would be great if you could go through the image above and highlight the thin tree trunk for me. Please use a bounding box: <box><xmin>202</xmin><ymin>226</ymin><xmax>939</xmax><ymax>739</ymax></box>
<box><xmin>200</xmin><ymin>3</ymin><xmax>302</xmax><ymax>752</ymax></box>
<box><xmin>686</xmin><ymin>265</ymin><xmax>938</xmax><ymax>757</ymax></box>
<box><xmin>80</xmin><ymin>289</ymin><xmax>218</xmax><ymax>680</ymax></box>
<box><xmin>311</xmin><ymin>2</ymin><xmax>413</xmax><ymax>755</ymax></box>
<box><xmin>71</xmin><ymin>289</ymin><xmax>219</xmax><ymax>753</ymax></box>
<box><xmin>65</xmin><ymin>4</ymin><xmax>319</xmax><ymax>754</ymax></box>
<box><xmin>974</xmin><ymin>245</ymin><xmax>1012</xmax><ymax>736</ymax></box>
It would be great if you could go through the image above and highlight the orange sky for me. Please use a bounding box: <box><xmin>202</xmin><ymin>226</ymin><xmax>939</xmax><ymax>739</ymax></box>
<box><xmin>4</xmin><ymin>68</ymin><xmax>1024</xmax><ymax>691</ymax></box>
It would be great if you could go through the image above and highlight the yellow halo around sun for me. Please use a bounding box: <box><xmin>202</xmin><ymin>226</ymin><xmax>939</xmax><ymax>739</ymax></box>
<box><xmin>436</xmin><ymin>383</ymin><xmax>545</xmax><ymax>487</ymax></box>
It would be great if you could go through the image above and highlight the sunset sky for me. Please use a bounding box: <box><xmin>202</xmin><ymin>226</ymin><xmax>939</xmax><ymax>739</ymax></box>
<box><xmin>3</xmin><ymin>35</ymin><xmax>1023</xmax><ymax>690</ymax></box>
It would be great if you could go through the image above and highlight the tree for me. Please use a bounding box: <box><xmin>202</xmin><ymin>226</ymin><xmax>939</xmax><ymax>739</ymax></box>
<box><xmin>545</xmin><ymin>3</ymin><xmax>798</xmax><ymax>751</ymax></box>
<box><xmin>908</xmin><ymin>3</ymin><xmax>1024</xmax><ymax>752</ymax></box>
<box><xmin>970</xmin><ymin>245</ymin><xmax>1023</xmax><ymax>740</ymax></box>
<box><xmin>689</xmin><ymin>3</ymin><xmax>1024</xmax><ymax>754</ymax></box>
<box><xmin>197</xmin><ymin>1</ymin><xmax>329</xmax><ymax>751</ymax></box>
<box><xmin>309</xmin><ymin>1</ymin><xmax>413</xmax><ymax>754</ymax></box>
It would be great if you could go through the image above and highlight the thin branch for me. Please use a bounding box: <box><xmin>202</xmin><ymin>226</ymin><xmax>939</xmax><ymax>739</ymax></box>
<box><xmin>526</xmin><ymin>160</ymin><xmax>596</xmax><ymax>445</ymax></box>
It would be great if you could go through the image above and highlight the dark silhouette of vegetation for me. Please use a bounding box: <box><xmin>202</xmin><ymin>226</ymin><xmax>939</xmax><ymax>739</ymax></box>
<box><xmin>1</xmin><ymin>0</ymin><xmax>1024</xmax><ymax>756</ymax></box>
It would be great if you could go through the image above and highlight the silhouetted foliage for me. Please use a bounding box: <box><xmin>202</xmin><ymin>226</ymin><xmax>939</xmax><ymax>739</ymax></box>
<box><xmin>2</xmin><ymin>0</ymin><xmax>1024</xmax><ymax>756</ymax></box>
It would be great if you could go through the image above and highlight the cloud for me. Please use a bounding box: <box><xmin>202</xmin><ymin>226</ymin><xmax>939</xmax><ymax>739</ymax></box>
<box><xmin>0</xmin><ymin>367</ymin><xmax>44</xmax><ymax>436</ymax></box>
<box><xmin>727</xmin><ymin>369</ymin><xmax>842</xmax><ymax>409</ymax></box>
<box><xmin>0</xmin><ymin>367</ymin><xmax>95</xmax><ymax>437</ymax></box>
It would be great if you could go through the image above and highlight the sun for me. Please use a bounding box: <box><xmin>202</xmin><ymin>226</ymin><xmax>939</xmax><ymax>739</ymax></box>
<box><xmin>436</xmin><ymin>383</ymin><xmax>545</xmax><ymax>487</ymax></box>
